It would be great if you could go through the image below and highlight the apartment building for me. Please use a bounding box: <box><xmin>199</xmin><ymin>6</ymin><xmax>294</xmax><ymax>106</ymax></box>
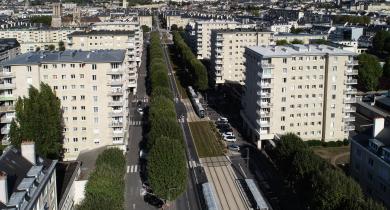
<box><xmin>350</xmin><ymin>118</ymin><xmax>390</xmax><ymax>209</ymax></box>
<box><xmin>67</xmin><ymin>30</ymin><xmax>139</xmax><ymax>93</ymax></box>
<box><xmin>210</xmin><ymin>29</ymin><xmax>274</xmax><ymax>84</ymax></box>
<box><xmin>0</xmin><ymin>142</ymin><xmax>58</xmax><ymax>210</ymax></box>
<box><xmin>195</xmin><ymin>20</ymin><xmax>240</xmax><ymax>59</ymax></box>
<box><xmin>273</xmin><ymin>33</ymin><xmax>327</xmax><ymax>44</ymax></box>
<box><xmin>0</xmin><ymin>50</ymin><xmax>129</xmax><ymax>160</ymax></box>
<box><xmin>92</xmin><ymin>21</ymin><xmax>143</xmax><ymax>65</ymax></box>
<box><xmin>0</xmin><ymin>29</ymin><xmax>79</xmax><ymax>53</ymax></box>
<box><xmin>0</xmin><ymin>39</ymin><xmax>20</xmax><ymax>64</ymax></box>
<box><xmin>241</xmin><ymin>44</ymin><xmax>358</xmax><ymax>148</ymax></box>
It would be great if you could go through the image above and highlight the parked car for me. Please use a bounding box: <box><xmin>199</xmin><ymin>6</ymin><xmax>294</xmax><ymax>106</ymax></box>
<box><xmin>138</xmin><ymin>107</ymin><xmax>144</xmax><ymax>115</ymax></box>
<box><xmin>219</xmin><ymin>127</ymin><xmax>233</xmax><ymax>133</ymax></box>
<box><xmin>222</xmin><ymin>132</ymin><xmax>234</xmax><ymax>138</ymax></box>
<box><xmin>228</xmin><ymin>144</ymin><xmax>240</xmax><ymax>152</ymax></box>
<box><xmin>224</xmin><ymin>135</ymin><xmax>237</xmax><ymax>142</ymax></box>
<box><xmin>139</xmin><ymin>150</ymin><xmax>148</xmax><ymax>160</ymax></box>
<box><xmin>217</xmin><ymin>117</ymin><xmax>228</xmax><ymax>123</ymax></box>
<box><xmin>137</xmin><ymin>100</ymin><xmax>142</xmax><ymax>107</ymax></box>
<box><xmin>144</xmin><ymin>194</ymin><xmax>164</xmax><ymax>208</ymax></box>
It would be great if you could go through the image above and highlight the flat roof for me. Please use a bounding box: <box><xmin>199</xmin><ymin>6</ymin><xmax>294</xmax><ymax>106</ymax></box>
<box><xmin>69</xmin><ymin>30</ymin><xmax>135</xmax><ymax>37</ymax></box>
<box><xmin>247</xmin><ymin>44</ymin><xmax>357</xmax><ymax>58</ymax></box>
<box><xmin>2</xmin><ymin>50</ymin><xmax>126</xmax><ymax>66</ymax></box>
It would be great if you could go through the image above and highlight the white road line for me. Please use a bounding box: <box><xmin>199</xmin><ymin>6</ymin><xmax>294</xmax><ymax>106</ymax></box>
<box><xmin>188</xmin><ymin>161</ymin><xmax>193</xmax><ymax>168</ymax></box>
<box><xmin>127</xmin><ymin>166</ymin><xmax>130</xmax><ymax>173</ymax></box>
<box><xmin>239</xmin><ymin>164</ymin><xmax>247</xmax><ymax>179</ymax></box>
<box><xmin>134</xmin><ymin>165</ymin><xmax>138</xmax><ymax>173</ymax></box>
<box><xmin>192</xmin><ymin>160</ymin><xmax>197</xmax><ymax>168</ymax></box>
<box><xmin>130</xmin><ymin>165</ymin><xmax>134</xmax><ymax>173</ymax></box>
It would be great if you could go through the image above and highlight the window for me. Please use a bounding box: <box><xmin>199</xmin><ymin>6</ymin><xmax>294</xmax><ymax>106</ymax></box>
<box><xmin>73</xmin><ymin>117</ymin><xmax>77</xmax><ymax>120</ymax></box>
<box><xmin>81</xmin><ymin>116</ymin><xmax>86</xmax><ymax>120</ymax></box>
<box><xmin>283</xmin><ymin>68</ymin><xmax>287</xmax><ymax>73</ymax></box>
<box><xmin>81</xmin><ymin>95</ymin><xmax>85</xmax><ymax>100</ymax></box>
<box><xmin>92</xmin><ymin>75</ymin><xmax>97</xmax><ymax>80</ymax></box>
<box><xmin>71</xmin><ymin>74</ymin><xmax>76</xmax><ymax>79</ymax></box>
<box><xmin>62</xmin><ymin>64</ymin><xmax>66</xmax><ymax>68</ymax></box>
<box><xmin>93</xmin><ymin>96</ymin><xmax>98</xmax><ymax>102</ymax></box>
<box><xmin>81</xmin><ymin>106</ymin><xmax>86</xmax><ymax>110</ymax></box>
<box><xmin>72</xmin><ymin>96</ymin><xmax>76</xmax><ymax>101</ymax></box>
<box><xmin>62</xmin><ymin>85</ymin><xmax>67</xmax><ymax>90</ymax></box>
<box><xmin>72</xmin><ymin>106</ymin><xmax>77</xmax><ymax>110</ymax></box>
<box><xmin>281</xmin><ymin>116</ymin><xmax>285</xmax><ymax>121</ymax></box>
<box><xmin>43</xmin><ymin>65</ymin><xmax>48</xmax><ymax>69</ymax></box>
<box><xmin>73</xmin><ymin>138</ymin><xmax>78</xmax><ymax>142</ymax></box>
<box><xmin>44</xmin><ymin>75</ymin><xmax>48</xmax><ymax>79</ymax></box>
<box><xmin>94</xmin><ymin>117</ymin><xmax>99</xmax><ymax>123</ymax></box>
<box><xmin>283</xmin><ymin>58</ymin><xmax>287</xmax><ymax>63</ymax></box>
<box><xmin>93</xmin><ymin>107</ymin><xmax>98</xmax><ymax>112</ymax></box>
<box><xmin>53</xmin><ymin>86</ymin><xmax>58</xmax><ymax>90</ymax></box>
<box><xmin>332</xmin><ymin>94</ymin><xmax>336</xmax><ymax>100</ymax></box>
<box><xmin>27</xmin><ymin>66</ymin><xmax>32</xmax><ymax>72</ymax></box>
<box><xmin>70</xmin><ymin>64</ymin><xmax>75</xmax><ymax>68</ymax></box>
<box><xmin>281</xmin><ymin>126</ymin><xmax>285</xmax><ymax>131</ymax></box>
<box><xmin>93</xmin><ymin>86</ymin><xmax>97</xmax><ymax>91</ymax></box>
<box><xmin>368</xmin><ymin>158</ymin><xmax>374</xmax><ymax>167</ymax></box>
<box><xmin>62</xmin><ymin>96</ymin><xmax>67</xmax><ymax>100</ymax></box>
<box><xmin>281</xmin><ymin>107</ymin><xmax>286</xmax><ymax>111</ymax></box>
<box><xmin>283</xmin><ymin>78</ymin><xmax>287</xmax><ymax>83</ymax></box>
<box><xmin>80</xmin><ymin>85</ymin><xmax>85</xmax><ymax>89</ymax></box>
<box><xmin>80</xmin><ymin>74</ymin><xmax>84</xmax><ymax>78</ymax></box>
<box><xmin>71</xmin><ymin>85</ymin><xmax>76</xmax><ymax>89</ymax></box>
<box><xmin>92</xmin><ymin>64</ymin><xmax>97</xmax><ymax>70</ymax></box>
<box><xmin>331</xmin><ymin>113</ymin><xmax>335</xmax><ymax>118</ymax></box>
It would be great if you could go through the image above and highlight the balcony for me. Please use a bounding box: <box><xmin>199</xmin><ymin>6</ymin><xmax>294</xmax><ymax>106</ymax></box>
<box><xmin>108</xmin><ymin>89</ymin><xmax>123</xmax><ymax>96</ymax></box>
<box><xmin>344</xmin><ymin>79</ymin><xmax>358</xmax><ymax>85</ymax></box>
<box><xmin>216</xmin><ymin>42</ymin><xmax>223</xmax><ymax>47</ymax></box>
<box><xmin>0</xmin><ymin>83</ymin><xmax>15</xmax><ymax>90</ymax></box>
<box><xmin>257</xmin><ymin>72</ymin><xmax>273</xmax><ymax>79</ymax></box>
<box><xmin>112</xmin><ymin>138</ymin><xmax>124</xmax><ymax>145</ymax></box>
<box><xmin>261</xmin><ymin>63</ymin><xmax>275</xmax><ymax>69</ymax></box>
<box><xmin>1</xmin><ymin>126</ymin><xmax>9</xmax><ymax>135</ymax></box>
<box><xmin>109</xmin><ymin>122</ymin><xmax>124</xmax><ymax>127</ymax></box>
<box><xmin>257</xmin><ymin>82</ymin><xmax>272</xmax><ymax>89</ymax></box>
<box><xmin>0</xmin><ymin>95</ymin><xmax>14</xmax><ymax>101</ymax></box>
<box><xmin>344</xmin><ymin>88</ymin><xmax>357</xmax><ymax>95</ymax></box>
<box><xmin>344</xmin><ymin>98</ymin><xmax>356</xmax><ymax>103</ymax></box>
<box><xmin>107</xmin><ymin>69</ymin><xmax>124</xmax><ymax>75</ymax></box>
<box><xmin>256</xmin><ymin>110</ymin><xmax>272</xmax><ymax>118</ymax></box>
<box><xmin>112</xmin><ymin>132</ymin><xmax>125</xmax><ymax>138</ymax></box>
<box><xmin>257</xmin><ymin>120</ymin><xmax>271</xmax><ymax>127</ymax></box>
<box><xmin>107</xmin><ymin>80</ymin><xmax>123</xmax><ymax>86</ymax></box>
<box><xmin>345</xmin><ymin>60</ymin><xmax>359</xmax><ymax>66</ymax></box>
<box><xmin>0</xmin><ymin>71</ymin><xmax>15</xmax><ymax>78</ymax></box>
<box><xmin>257</xmin><ymin>101</ymin><xmax>272</xmax><ymax>108</ymax></box>
<box><xmin>344</xmin><ymin>116</ymin><xmax>356</xmax><ymax>122</ymax></box>
<box><xmin>257</xmin><ymin>92</ymin><xmax>271</xmax><ymax>98</ymax></box>
<box><xmin>343</xmin><ymin>107</ymin><xmax>356</xmax><ymax>112</ymax></box>
<box><xmin>108</xmin><ymin>101</ymin><xmax>124</xmax><ymax>107</ymax></box>
<box><xmin>345</xmin><ymin>125</ymin><xmax>355</xmax><ymax>131</ymax></box>
<box><xmin>0</xmin><ymin>115</ymin><xmax>12</xmax><ymax>123</ymax></box>
<box><xmin>0</xmin><ymin>105</ymin><xmax>15</xmax><ymax>112</ymax></box>
<box><xmin>345</xmin><ymin>70</ymin><xmax>358</xmax><ymax>76</ymax></box>
<box><xmin>109</xmin><ymin>111</ymin><xmax>124</xmax><ymax>117</ymax></box>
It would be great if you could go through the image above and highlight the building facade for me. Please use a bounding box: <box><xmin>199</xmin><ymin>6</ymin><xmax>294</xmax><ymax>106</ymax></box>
<box><xmin>350</xmin><ymin>118</ymin><xmax>390</xmax><ymax>209</ymax></box>
<box><xmin>210</xmin><ymin>29</ymin><xmax>273</xmax><ymax>84</ymax></box>
<box><xmin>0</xmin><ymin>50</ymin><xmax>129</xmax><ymax>160</ymax></box>
<box><xmin>195</xmin><ymin>20</ymin><xmax>240</xmax><ymax>59</ymax></box>
<box><xmin>0</xmin><ymin>29</ymin><xmax>78</xmax><ymax>53</ymax></box>
<box><xmin>67</xmin><ymin>30</ymin><xmax>139</xmax><ymax>94</ymax></box>
<box><xmin>0</xmin><ymin>39</ymin><xmax>20</xmax><ymax>64</ymax></box>
<box><xmin>241</xmin><ymin>45</ymin><xmax>358</xmax><ymax>148</ymax></box>
<box><xmin>0</xmin><ymin>142</ymin><xmax>58</xmax><ymax>210</ymax></box>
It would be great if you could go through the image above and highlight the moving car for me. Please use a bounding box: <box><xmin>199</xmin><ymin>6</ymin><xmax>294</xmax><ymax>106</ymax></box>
<box><xmin>228</xmin><ymin>144</ymin><xmax>240</xmax><ymax>152</ymax></box>
<box><xmin>224</xmin><ymin>135</ymin><xmax>237</xmax><ymax>142</ymax></box>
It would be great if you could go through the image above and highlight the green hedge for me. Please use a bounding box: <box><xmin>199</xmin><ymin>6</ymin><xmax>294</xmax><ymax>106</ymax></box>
<box><xmin>172</xmin><ymin>31</ymin><xmax>208</xmax><ymax>91</ymax></box>
<box><xmin>270</xmin><ymin>133</ymin><xmax>385</xmax><ymax>210</ymax></box>
<box><xmin>146</xmin><ymin>32</ymin><xmax>187</xmax><ymax>201</ymax></box>
<box><xmin>78</xmin><ymin>148</ymin><xmax>126</xmax><ymax>210</ymax></box>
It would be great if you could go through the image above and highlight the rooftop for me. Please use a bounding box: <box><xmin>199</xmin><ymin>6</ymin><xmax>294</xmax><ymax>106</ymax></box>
<box><xmin>0</xmin><ymin>39</ymin><xmax>20</xmax><ymax>52</ymax></box>
<box><xmin>247</xmin><ymin>44</ymin><xmax>357</xmax><ymax>58</ymax></box>
<box><xmin>2</xmin><ymin>50</ymin><xmax>126</xmax><ymax>66</ymax></box>
<box><xmin>69</xmin><ymin>30</ymin><xmax>135</xmax><ymax>37</ymax></box>
<box><xmin>213</xmin><ymin>28</ymin><xmax>272</xmax><ymax>34</ymax></box>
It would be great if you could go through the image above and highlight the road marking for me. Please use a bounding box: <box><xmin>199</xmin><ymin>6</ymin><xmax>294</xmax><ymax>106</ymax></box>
<box><xmin>239</xmin><ymin>164</ymin><xmax>247</xmax><ymax>179</ymax></box>
<box><xmin>130</xmin><ymin>165</ymin><xmax>134</xmax><ymax>173</ymax></box>
<box><xmin>134</xmin><ymin>165</ymin><xmax>138</xmax><ymax>173</ymax></box>
<box><xmin>132</xmin><ymin>203</ymin><xmax>136</xmax><ymax>209</ymax></box>
<box><xmin>127</xmin><ymin>165</ymin><xmax>130</xmax><ymax>173</ymax></box>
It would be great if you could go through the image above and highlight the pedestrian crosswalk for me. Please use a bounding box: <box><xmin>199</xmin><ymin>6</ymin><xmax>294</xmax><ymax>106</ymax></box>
<box><xmin>129</xmin><ymin>120</ymin><xmax>142</xmax><ymax>126</ymax></box>
<box><xmin>127</xmin><ymin>165</ymin><xmax>139</xmax><ymax>173</ymax></box>
<box><xmin>132</xmin><ymin>98</ymin><xmax>149</xmax><ymax>103</ymax></box>
<box><xmin>187</xmin><ymin>160</ymin><xmax>202</xmax><ymax>168</ymax></box>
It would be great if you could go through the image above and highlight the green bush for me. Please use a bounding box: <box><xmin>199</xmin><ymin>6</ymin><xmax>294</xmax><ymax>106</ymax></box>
<box><xmin>78</xmin><ymin>148</ymin><xmax>126</xmax><ymax>210</ymax></box>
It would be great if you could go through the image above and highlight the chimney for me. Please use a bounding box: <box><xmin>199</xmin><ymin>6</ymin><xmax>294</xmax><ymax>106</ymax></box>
<box><xmin>0</xmin><ymin>171</ymin><xmax>7</xmax><ymax>205</ymax></box>
<box><xmin>373</xmin><ymin>118</ymin><xmax>385</xmax><ymax>138</ymax></box>
<box><xmin>21</xmin><ymin>141</ymin><xmax>36</xmax><ymax>165</ymax></box>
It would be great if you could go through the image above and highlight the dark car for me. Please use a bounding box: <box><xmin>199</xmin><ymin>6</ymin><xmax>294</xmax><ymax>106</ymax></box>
<box><xmin>137</xmin><ymin>100</ymin><xmax>142</xmax><ymax>107</ymax></box>
<box><xmin>144</xmin><ymin>194</ymin><xmax>164</xmax><ymax>208</ymax></box>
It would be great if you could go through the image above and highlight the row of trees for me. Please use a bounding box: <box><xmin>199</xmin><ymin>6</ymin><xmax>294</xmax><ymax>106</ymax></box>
<box><xmin>332</xmin><ymin>15</ymin><xmax>370</xmax><ymax>25</ymax></box>
<box><xmin>78</xmin><ymin>148</ymin><xmax>126</xmax><ymax>210</ymax></box>
<box><xmin>9</xmin><ymin>83</ymin><xmax>64</xmax><ymax>159</ymax></box>
<box><xmin>172</xmin><ymin>31</ymin><xmax>208</xmax><ymax>91</ymax></box>
<box><xmin>357</xmin><ymin>53</ymin><xmax>383</xmax><ymax>91</ymax></box>
<box><xmin>270</xmin><ymin>133</ymin><xmax>385</xmax><ymax>210</ymax></box>
<box><xmin>275</xmin><ymin>39</ymin><xmax>304</xmax><ymax>45</ymax></box>
<box><xmin>147</xmin><ymin>32</ymin><xmax>187</xmax><ymax>201</ymax></box>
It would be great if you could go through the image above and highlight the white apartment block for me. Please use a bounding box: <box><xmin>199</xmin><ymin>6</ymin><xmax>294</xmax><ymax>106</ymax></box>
<box><xmin>0</xmin><ymin>29</ymin><xmax>79</xmax><ymax>53</ymax></box>
<box><xmin>195</xmin><ymin>20</ymin><xmax>240</xmax><ymax>59</ymax></box>
<box><xmin>67</xmin><ymin>30</ymin><xmax>139</xmax><ymax>94</ymax></box>
<box><xmin>92</xmin><ymin>22</ymin><xmax>143</xmax><ymax>65</ymax></box>
<box><xmin>273</xmin><ymin>33</ymin><xmax>327</xmax><ymax>44</ymax></box>
<box><xmin>241</xmin><ymin>45</ymin><xmax>358</xmax><ymax>148</ymax></box>
<box><xmin>0</xmin><ymin>50</ymin><xmax>130</xmax><ymax>160</ymax></box>
<box><xmin>210</xmin><ymin>29</ymin><xmax>274</xmax><ymax>84</ymax></box>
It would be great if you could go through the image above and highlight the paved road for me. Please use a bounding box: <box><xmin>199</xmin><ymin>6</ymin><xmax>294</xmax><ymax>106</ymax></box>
<box><xmin>156</xmin><ymin>16</ymin><xmax>204</xmax><ymax>210</ymax></box>
<box><xmin>124</xmin><ymin>34</ymin><xmax>155</xmax><ymax>210</ymax></box>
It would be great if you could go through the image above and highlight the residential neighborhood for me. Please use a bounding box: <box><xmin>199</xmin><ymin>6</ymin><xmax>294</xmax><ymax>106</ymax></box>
<box><xmin>0</xmin><ymin>0</ymin><xmax>389</xmax><ymax>209</ymax></box>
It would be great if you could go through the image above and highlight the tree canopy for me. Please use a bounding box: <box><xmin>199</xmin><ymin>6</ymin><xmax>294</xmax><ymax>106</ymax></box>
<box><xmin>357</xmin><ymin>53</ymin><xmax>382</xmax><ymax>91</ymax></box>
<box><xmin>9</xmin><ymin>83</ymin><xmax>63</xmax><ymax>159</ymax></box>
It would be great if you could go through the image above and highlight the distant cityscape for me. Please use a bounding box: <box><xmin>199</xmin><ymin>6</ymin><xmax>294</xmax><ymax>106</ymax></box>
<box><xmin>0</xmin><ymin>0</ymin><xmax>389</xmax><ymax>209</ymax></box>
